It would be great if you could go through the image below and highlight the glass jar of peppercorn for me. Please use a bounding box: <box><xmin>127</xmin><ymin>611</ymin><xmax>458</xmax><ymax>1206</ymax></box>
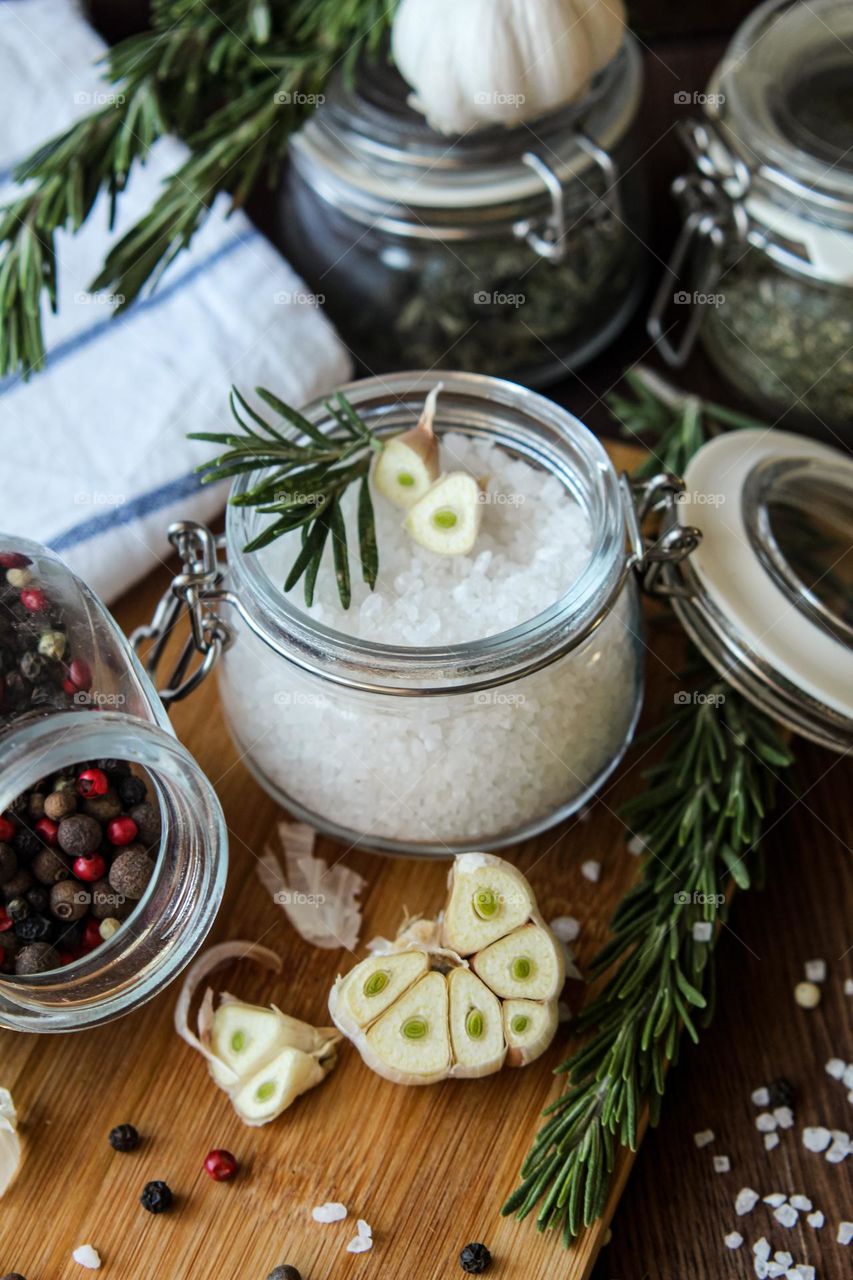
<box><xmin>0</xmin><ymin>536</ymin><xmax>227</xmax><ymax>1032</ymax></box>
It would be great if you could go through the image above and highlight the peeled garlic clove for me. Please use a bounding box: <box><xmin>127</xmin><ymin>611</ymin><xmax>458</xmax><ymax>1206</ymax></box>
<box><xmin>231</xmin><ymin>1046</ymin><xmax>333</xmax><ymax>1126</ymax></box>
<box><xmin>403</xmin><ymin>471</ymin><xmax>482</xmax><ymax>556</ymax></box>
<box><xmin>364</xmin><ymin>971</ymin><xmax>451</xmax><ymax>1083</ymax></box>
<box><xmin>209</xmin><ymin>1002</ymin><xmax>287</xmax><ymax>1088</ymax></box>
<box><xmin>447</xmin><ymin>967</ymin><xmax>505</xmax><ymax>1077</ymax></box>
<box><xmin>331</xmin><ymin>950</ymin><xmax>429</xmax><ymax>1036</ymax></box>
<box><xmin>472</xmin><ymin>923</ymin><xmax>565</xmax><ymax>1001</ymax></box>
<box><xmin>374</xmin><ymin>385</ymin><xmax>442</xmax><ymax>508</ymax></box>
<box><xmin>503</xmin><ymin>999</ymin><xmax>559</xmax><ymax>1067</ymax></box>
<box><xmin>442</xmin><ymin>852</ymin><xmax>536</xmax><ymax>954</ymax></box>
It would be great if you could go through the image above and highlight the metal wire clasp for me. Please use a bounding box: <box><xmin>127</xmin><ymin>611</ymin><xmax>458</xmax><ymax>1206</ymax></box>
<box><xmin>622</xmin><ymin>472</ymin><xmax>702</xmax><ymax>597</ymax></box>
<box><xmin>514</xmin><ymin>134</ymin><xmax>623</xmax><ymax>262</ymax></box>
<box><xmin>131</xmin><ymin>521</ymin><xmax>231</xmax><ymax>704</ymax></box>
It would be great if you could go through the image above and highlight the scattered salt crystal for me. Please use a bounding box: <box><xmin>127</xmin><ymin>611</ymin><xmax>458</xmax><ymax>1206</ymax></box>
<box><xmin>347</xmin><ymin>1235</ymin><xmax>373</xmax><ymax>1254</ymax></box>
<box><xmin>756</xmin><ymin>1112</ymin><xmax>778</xmax><ymax>1132</ymax></box>
<box><xmin>626</xmin><ymin>833</ymin><xmax>647</xmax><ymax>856</ymax></box>
<box><xmin>312</xmin><ymin>1202</ymin><xmax>348</xmax><ymax>1223</ymax></box>
<box><xmin>802</xmin><ymin>1126</ymin><xmax>831</xmax><ymax>1152</ymax></box>
<box><xmin>580</xmin><ymin>860</ymin><xmax>601</xmax><ymax>883</ymax></box>
<box><xmin>806</xmin><ymin>1211</ymin><xmax>824</xmax><ymax>1228</ymax></box>
<box><xmin>755</xmin><ymin>1263</ymin><xmax>769</xmax><ymax>1279</ymax></box>
<box><xmin>557</xmin><ymin>1000</ymin><xmax>572</xmax><ymax>1022</ymax></box>
<box><xmin>773</xmin><ymin>1106</ymin><xmax>794</xmax><ymax>1129</ymax></box>
<box><xmin>804</xmin><ymin>959</ymin><xmax>826</xmax><ymax>983</ymax></box>
<box><xmin>845</xmin><ymin>978</ymin><xmax>853</xmax><ymax>996</ymax></box>
<box><xmin>838</xmin><ymin>1222</ymin><xmax>853</xmax><ymax>1245</ymax></box>
<box><xmin>766</xmin><ymin>1263</ymin><xmax>785</xmax><ymax>1278</ymax></box>
<box><xmin>773</xmin><ymin>1252</ymin><xmax>792</xmax><ymax>1267</ymax></box>
<box><xmin>752</xmin><ymin>1086</ymin><xmax>771</xmax><ymax>1107</ymax></box>
<box><xmin>789</xmin><ymin>1196</ymin><xmax>812</xmax><ymax>1212</ymax></box>
<box><xmin>724</xmin><ymin>1231</ymin><xmax>743</xmax><ymax>1249</ymax></box>
<box><xmin>693</xmin><ymin>1129</ymin><xmax>715</xmax><ymax>1148</ymax></box>
<box><xmin>763</xmin><ymin>1193</ymin><xmax>787</xmax><ymax>1207</ymax></box>
<box><xmin>693</xmin><ymin>921</ymin><xmax>713</xmax><ymax>943</ymax></box>
<box><xmin>794</xmin><ymin>1267</ymin><xmax>815</xmax><ymax>1280</ymax></box>
<box><xmin>774</xmin><ymin>1204</ymin><xmax>799</xmax><ymax>1229</ymax></box>
<box><xmin>713</xmin><ymin>1155</ymin><xmax>731</xmax><ymax>1173</ymax></box>
<box><xmin>826</xmin><ymin>1058</ymin><xmax>846</xmax><ymax>1080</ymax></box>
<box><xmin>794</xmin><ymin>981</ymin><xmax>821</xmax><ymax>1009</ymax></box>
<box><xmin>764</xmin><ymin>1132</ymin><xmax>780</xmax><ymax>1151</ymax></box>
<box><xmin>825</xmin><ymin>1132</ymin><xmax>851</xmax><ymax>1162</ymax></box>
<box><xmin>72</xmin><ymin>1245</ymin><xmax>101</xmax><ymax>1270</ymax></box>
<box><xmin>549</xmin><ymin>916</ymin><xmax>580</xmax><ymax>943</ymax></box>
<box><xmin>736</xmin><ymin>1187</ymin><xmax>760</xmax><ymax>1215</ymax></box>
<box><xmin>357</xmin><ymin>1219</ymin><xmax>372</xmax><ymax>1239</ymax></box>
<box><xmin>843</xmin><ymin>1063</ymin><xmax>853</xmax><ymax>1089</ymax></box>
<box><xmin>753</xmin><ymin>1237</ymin><xmax>771</xmax><ymax>1260</ymax></box>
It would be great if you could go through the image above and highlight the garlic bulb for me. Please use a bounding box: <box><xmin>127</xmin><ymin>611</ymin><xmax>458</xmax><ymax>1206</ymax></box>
<box><xmin>392</xmin><ymin>0</ymin><xmax>626</xmax><ymax>135</ymax></box>
<box><xmin>328</xmin><ymin>853</ymin><xmax>567</xmax><ymax>1084</ymax></box>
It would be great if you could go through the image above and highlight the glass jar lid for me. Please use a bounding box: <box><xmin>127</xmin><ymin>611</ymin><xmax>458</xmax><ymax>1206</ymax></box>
<box><xmin>288</xmin><ymin>37</ymin><xmax>642</xmax><ymax>222</ymax></box>
<box><xmin>669</xmin><ymin>429</ymin><xmax>853</xmax><ymax>751</ymax></box>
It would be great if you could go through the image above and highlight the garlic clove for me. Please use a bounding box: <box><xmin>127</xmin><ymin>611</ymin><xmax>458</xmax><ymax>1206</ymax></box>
<box><xmin>231</xmin><ymin>1046</ymin><xmax>334</xmax><ymax>1126</ymax></box>
<box><xmin>403</xmin><ymin>471</ymin><xmax>482</xmax><ymax>556</ymax></box>
<box><xmin>209</xmin><ymin>1002</ymin><xmax>287</xmax><ymax>1088</ymax></box>
<box><xmin>441</xmin><ymin>853</ymin><xmax>536</xmax><ymax>955</ymax></box>
<box><xmin>502</xmin><ymin>999</ymin><xmax>559</xmax><ymax>1067</ymax></box>
<box><xmin>447</xmin><ymin>967</ymin><xmax>506</xmax><ymax>1077</ymax></box>
<box><xmin>472</xmin><ymin>922</ymin><xmax>565</xmax><ymax>1002</ymax></box>
<box><xmin>364</xmin><ymin>971</ymin><xmax>451</xmax><ymax>1082</ymax></box>
<box><xmin>332</xmin><ymin>950</ymin><xmax>429</xmax><ymax>1035</ymax></box>
<box><xmin>374</xmin><ymin>385</ymin><xmax>442</xmax><ymax>509</ymax></box>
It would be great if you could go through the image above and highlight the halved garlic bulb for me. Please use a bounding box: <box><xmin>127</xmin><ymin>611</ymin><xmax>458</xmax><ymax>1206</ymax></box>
<box><xmin>403</xmin><ymin>471</ymin><xmax>483</xmax><ymax>556</ymax></box>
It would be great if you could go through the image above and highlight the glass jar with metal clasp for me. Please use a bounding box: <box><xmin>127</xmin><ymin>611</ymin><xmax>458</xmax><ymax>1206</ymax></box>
<box><xmin>278</xmin><ymin>37</ymin><xmax>648</xmax><ymax>387</ymax></box>
<box><xmin>649</xmin><ymin>0</ymin><xmax>853</xmax><ymax>439</ymax></box>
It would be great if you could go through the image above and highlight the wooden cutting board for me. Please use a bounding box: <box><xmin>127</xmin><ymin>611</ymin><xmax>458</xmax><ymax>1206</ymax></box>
<box><xmin>0</xmin><ymin>442</ymin><xmax>680</xmax><ymax>1280</ymax></box>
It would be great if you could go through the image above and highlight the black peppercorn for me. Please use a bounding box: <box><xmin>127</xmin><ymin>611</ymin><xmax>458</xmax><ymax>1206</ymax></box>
<box><xmin>0</xmin><ymin>842</ymin><xmax>17</xmax><ymax>882</ymax></box>
<box><xmin>140</xmin><ymin>1180</ymin><xmax>173</xmax><ymax>1214</ymax></box>
<box><xmin>0</xmin><ymin>1272</ymin><xmax>28</xmax><ymax>1279</ymax></box>
<box><xmin>267</xmin><ymin>1268</ymin><xmax>302</xmax><ymax>1280</ymax></box>
<box><xmin>83</xmin><ymin>789</ymin><xmax>123</xmax><ymax>823</ymax></box>
<box><xmin>15</xmin><ymin>913</ymin><xmax>54</xmax><ymax>943</ymax></box>
<box><xmin>459</xmin><ymin>1243</ymin><xmax>492</xmax><ymax>1274</ymax></box>
<box><xmin>12</xmin><ymin>826</ymin><xmax>40</xmax><ymax>859</ymax></box>
<box><xmin>128</xmin><ymin>801</ymin><xmax>161</xmax><ymax>847</ymax></box>
<box><xmin>25</xmin><ymin>886</ymin><xmax>49</xmax><ymax>914</ymax></box>
<box><xmin>109</xmin><ymin>1123</ymin><xmax>141</xmax><ymax>1152</ymax></box>
<box><xmin>117</xmin><ymin>775</ymin><xmax>147</xmax><ymax>808</ymax></box>
<box><xmin>767</xmin><ymin>1077</ymin><xmax>796</xmax><ymax>1109</ymax></box>
<box><xmin>14</xmin><ymin>941</ymin><xmax>58</xmax><ymax>975</ymax></box>
<box><xmin>5</xmin><ymin>897</ymin><xmax>30</xmax><ymax>923</ymax></box>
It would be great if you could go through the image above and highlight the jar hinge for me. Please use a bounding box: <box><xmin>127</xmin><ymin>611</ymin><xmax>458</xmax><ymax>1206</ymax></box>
<box><xmin>621</xmin><ymin>472</ymin><xmax>702</xmax><ymax>597</ymax></box>
<box><xmin>513</xmin><ymin>134</ymin><xmax>624</xmax><ymax>263</ymax></box>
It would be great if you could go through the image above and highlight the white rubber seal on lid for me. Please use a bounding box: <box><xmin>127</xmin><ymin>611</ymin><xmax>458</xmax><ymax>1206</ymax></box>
<box><xmin>680</xmin><ymin>429</ymin><xmax>853</xmax><ymax>719</ymax></box>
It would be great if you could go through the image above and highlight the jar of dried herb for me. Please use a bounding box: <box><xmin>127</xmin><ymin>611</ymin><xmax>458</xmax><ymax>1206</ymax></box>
<box><xmin>650</xmin><ymin>0</ymin><xmax>853</xmax><ymax>438</ymax></box>
<box><xmin>278</xmin><ymin>37</ymin><xmax>647</xmax><ymax>387</ymax></box>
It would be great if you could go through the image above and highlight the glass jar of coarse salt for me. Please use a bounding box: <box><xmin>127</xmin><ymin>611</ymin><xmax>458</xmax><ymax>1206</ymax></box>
<box><xmin>0</xmin><ymin>537</ymin><xmax>227</xmax><ymax>1032</ymax></box>
<box><xmin>649</xmin><ymin>0</ymin><xmax>853</xmax><ymax>437</ymax></box>
<box><xmin>279</xmin><ymin>36</ymin><xmax>647</xmax><ymax>387</ymax></box>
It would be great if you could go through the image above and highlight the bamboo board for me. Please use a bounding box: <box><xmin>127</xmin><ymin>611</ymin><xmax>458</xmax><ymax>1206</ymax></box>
<box><xmin>0</xmin><ymin>443</ymin><xmax>671</xmax><ymax>1280</ymax></box>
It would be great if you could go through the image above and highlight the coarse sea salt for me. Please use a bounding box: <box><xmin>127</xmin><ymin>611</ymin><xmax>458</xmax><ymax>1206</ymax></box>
<box><xmin>826</xmin><ymin>1058</ymin><xmax>846</xmax><ymax>1080</ymax></box>
<box><xmin>580</xmin><ymin>860</ymin><xmax>601</xmax><ymax>884</ymax></box>
<box><xmin>802</xmin><ymin>1126</ymin><xmax>831</xmax><ymax>1153</ymax></box>
<box><xmin>312</xmin><ymin>1202</ymin><xmax>348</xmax><ymax>1223</ymax></box>
<box><xmin>789</xmin><ymin>1196</ymin><xmax>812</xmax><ymax>1212</ymax></box>
<box><xmin>549</xmin><ymin>916</ymin><xmax>580</xmax><ymax>944</ymax></box>
<box><xmin>692</xmin><ymin>921</ymin><xmax>713</xmax><ymax>943</ymax></box>
<box><xmin>725</xmin><ymin>1231</ymin><xmax>744</xmax><ymax>1249</ymax></box>
<box><xmin>223</xmin><ymin>433</ymin><xmax>639</xmax><ymax>845</ymax></box>
<box><xmin>806</xmin><ymin>1211</ymin><xmax>824</xmax><ymax>1229</ymax></box>
<box><xmin>804</xmin><ymin>959</ymin><xmax>826</xmax><ymax>983</ymax></box>
<box><xmin>752</xmin><ymin>1087</ymin><xmax>771</xmax><ymax>1107</ymax></box>
<box><xmin>72</xmin><ymin>1245</ymin><xmax>101</xmax><ymax>1270</ymax></box>
<box><xmin>736</xmin><ymin>1187</ymin><xmax>760</xmax><ymax>1215</ymax></box>
<box><xmin>774</xmin><ymin>1205</ymin><xmax>798</xmax><ymax>1229</ymax></box>
<box><xmin>694</xmin><ymin>1129</ymin><xmax>715</xmax><ymax>1148</ymax></box>
<box><xmin>713</xmin><ymin>1155</ymin><xmax>731</xmax><ymax>1173</ymax></box>
<box><xmin>764</xmin><ymin>1132</ymin><xmax>780</xmax><ymax>1151</ymax></box>
<box><xmin>838</xmin><ymin>1222</ymin><xmax>853</xmax><ymax>1245</ymax></box>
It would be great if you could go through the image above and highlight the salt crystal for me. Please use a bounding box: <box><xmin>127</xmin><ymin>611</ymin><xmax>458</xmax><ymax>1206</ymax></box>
<box><xmin>773</xmin><ymin>1252</ymin><xmax>792</xmax><ymax>1267</ymax></box>
<box><xmin>347</xmin><ymin>1235</ymin><xmax>373</xmax><ymax>1254</ymax></box>
<box><xmin>789</xmin><ymin>1196</ymin><xmax>812</xmax><ymax>1212</ymax></box>
<box><xmin>806</xmin><ymin>1211</ymin><xmax>824</xmax><ymax>1228</ymax></box>
<box><xmin>794</xmin><ymin>1267</ymin><xmax>815</xmax><ymax>1280</ymax></box>
<box><xmin>549</xmin><ymin>916</ymin><xmax>580</xmax><ymax>943</ymax></box>
<box><xmin>693</xmin><ymin>1129</ymin><xmax>715</xmax><ymax>1148</ymax></box>
<box><xmin>763</xmin><ymin>1193</ymin><xmax>787</xmax><ymax>1207</ymax></box>
<box><xmin>557</xmin><ymin>1000</ymin><xmax>572</xmax><ymax>1022</ymax></box>
<box><xmin>826</xmin><ymin>1058</ymin><xmax>846</xmax><ymax>1080</ymax></box>
<box><xmin>736</xmin><ymin>1187</ymin><xmax>760</xmax><ymax>1215</ymax></box>
<box><xmin>626</xmin><ymin>834</ymin><xmax>647</xmax><ymax>856</ymax></box>
<box><xmin>755</xmin><ymin>1263</ymin><xmax>769</xmax><ymax>1279</ymax></box>
<box><xmin>692</xmin><ymin>921</ymin><xmax>713</xmax><ymax>943</ymax></box>
<box><xmin>581</xmin><ymin>860</ymin><xmax>601</xmax><ymax>883</ymax></box>
<box><xmin>753</xmin><ymin>1237</ymin><xmax>771</xmax><ymax>1260</ymax></box>
<box><xmin>764</xmin><ymin>1132</ymin><xmax>780</xmax><ymax>1151</ymax></box>
<box><xmin>756</xmin><ymin>1112</ymin><xmax>778</xmax><ymax>1132</ymax></box>
<box><xmin>774</xmin><ymin>1205</ymin><xmax>799</xmax><ymax>1228</ymax></box>
<box><xmin>773</xmin><ymin>1106</ymin><xmax>794</xmax><ymax>1129</ymax></box>
<box><xmin>72</xmin><ymin>1245</ymin><xmax>101</xmax><ymax>1270</ymax></box>
<box><xmin>838</xmin><ymin>1222</ymin><xmax>853</xmax><ymax>1245</ymax></box>
<box><xmin>357</xmin><ymin>1219</ymin><xmax>372</xmax><ymax>1239</ymax></box>
<box><xmin>312</xmin><ymin>1202</ymin><xmax>348</xmax><ymax>1223</ymax></box>
<box><xmin>724</xmin><ymin>1231</ymin><xmax>743</xmax><ymax>1249</ymax></box>
<box><xmin>843</xmin><ymin>1063</ymin><xmax>853</xmax><ymax>1089</ymax></box>
<box><xmin>766</xmin><ymin>1264</ymin><xmax>785</xmax><ymax>1278</ymax></box>
<box><xmin>826</xmin><ymin>1132</ymin><xmax>851</xmax><ymax>1162</ymax></box>
<box><xmin>804</xmin><ymin>959</ymin><xmax>826</xmax><ymax>983</ymax></box>
<box><xmin>845</xmin><ymin>978</ymin><xmax>853</xmax><ymax>996</ymax></box>
<box><xmin>802</xmin><ymin>1126</ymin><xmax>832</xmax><ymax>1152</ymax></box>
<box><xmin>752</xmin><ymin>1086</ymin><xmax>770</xmax><ymax>1107</ymax></box>
<box><xmin>713</xmin><ymin>1155</ymin><xmax>731</xmax><ymax>1172</ymax></box>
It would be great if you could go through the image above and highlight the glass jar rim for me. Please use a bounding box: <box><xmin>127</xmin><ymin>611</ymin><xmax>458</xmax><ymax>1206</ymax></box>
<box><xmin>224</xmin><ymin>372</ymin><xmax>628</xmax><ymax>696</ymax></box>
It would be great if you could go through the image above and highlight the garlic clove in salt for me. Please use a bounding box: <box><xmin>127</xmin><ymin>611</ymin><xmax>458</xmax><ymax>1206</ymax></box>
<box><xmin>332</xmin><ymin>950</ymin><xmax>430</xmax><ymax>1036</ymax></box>
<box><xmin>502</xmin><ymin>999</ymin><xmax>559</xmax><ymax>1067</ymax></box>
<box><xmin>442</xmin><ymin>853</ymin><xmax>537</xmax><ymax>954</ymax></box>
<box><xmin>374</xmin><ymin>384</ymin><xmax>442</xmax><ymax>508</ymax></box>
<box><xmin>472</xmin><ymin>922</ymin><xmax>565</xmax><ymax>1002</ymax></box>
<box><xmin>231</xmin><ymin>1045</ymin><xmax>335</xmax><ymax>1126</ymax></box>
<box><xmin>364</xmin><ymin>971</ymin><xmax>451</xmax><ymax>1083</ymax></box>
<box><xmin>447</xmin><ymin>967</ymin><xmax>506</xmax><ymax>1077</ymax></box>
<box><xmin>403</xmin><ymin>471</ymin><xmax>482</xmax><ymax>556</ymax></box>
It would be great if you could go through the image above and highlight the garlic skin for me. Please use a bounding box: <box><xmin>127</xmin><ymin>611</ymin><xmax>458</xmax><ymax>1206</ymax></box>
<box><xmin>0</xmin><ymin>1087</ymin><xmax>21</xmax><ymax>1198</ymax></box>
<box><xmin>374</xmin><ymin>384</ymin><xmax>442</xmax><ymax>509</ymax></box>
<box><xmin>392</xmin><ymin>0</ymin><xmax>626</xmax><ymax>135</ymax></box>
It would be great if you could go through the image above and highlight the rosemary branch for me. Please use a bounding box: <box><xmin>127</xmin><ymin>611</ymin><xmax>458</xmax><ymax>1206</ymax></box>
<box><xmin>503</xmin><ymin>683</ymin><xmax>793</xmax><ymax>1243</ymax></box>
<box><xmin>191</xmin><ymin>386</ymin><xmax>383</xmax><ymax>609</ymax></box>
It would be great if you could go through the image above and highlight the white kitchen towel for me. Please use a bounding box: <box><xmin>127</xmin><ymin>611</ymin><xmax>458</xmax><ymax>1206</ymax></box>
<box><xmin>0</xmin><ymin>0</ymin><xmax>352</xmax><ymax>602</ymax></box>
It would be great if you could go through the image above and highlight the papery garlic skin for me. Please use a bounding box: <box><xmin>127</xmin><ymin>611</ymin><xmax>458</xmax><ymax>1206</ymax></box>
<box><xmin>391</xmin><ymin>0</ymin><xmax>626</xmax><ymax>135</ymax></box>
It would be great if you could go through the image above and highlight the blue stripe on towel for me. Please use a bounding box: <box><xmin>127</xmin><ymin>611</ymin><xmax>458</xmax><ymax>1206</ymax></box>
<box><xmin>52</xmin><ymin>468</ymin><xmax>208</xmax><ymax>552</ymax></box>
<box><xmin>0</xmin><ymin>227</ymin><xmax>263</xmax><ymax>397</ymax></box>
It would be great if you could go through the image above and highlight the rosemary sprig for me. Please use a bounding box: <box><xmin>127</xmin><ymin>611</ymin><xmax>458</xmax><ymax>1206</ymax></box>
<box><xmin>1</xmin><ymin>0</ymin><xmax>396</xmax><ymax>379</ymax></box>
<box><xmin>503</xmin><ymin>682</ymin><xmax>793</xmax><ymax>1243</ymax></box>
<box><xmin>191</xmin><ymin>387</ymin><xmax>383</xmax><ymax>609</ymax></box>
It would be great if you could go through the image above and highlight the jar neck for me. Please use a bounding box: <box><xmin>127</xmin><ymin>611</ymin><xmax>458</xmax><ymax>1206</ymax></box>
<box><xmin>0</xmin><ymin>714</ymin><xmax>227</xmax><ymax>1031</ymax></box>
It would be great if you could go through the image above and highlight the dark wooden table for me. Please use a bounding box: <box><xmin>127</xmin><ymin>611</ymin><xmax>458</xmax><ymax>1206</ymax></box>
<box><xmin>63</xmin><ymin>5</ymin><xmax>853</xmax><ymax>1277</ymax></box>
